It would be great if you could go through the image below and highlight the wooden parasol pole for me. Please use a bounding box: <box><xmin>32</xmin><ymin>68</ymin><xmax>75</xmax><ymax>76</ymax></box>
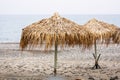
<box><xmin>54</xmin><ymin>36</ymin><xmax>58</xmax><ymax>76</ymax></box>
<box><xmin>92</xmin><ymin>40</ymin><xmax>101</xmax><ymax>69</ymax></box>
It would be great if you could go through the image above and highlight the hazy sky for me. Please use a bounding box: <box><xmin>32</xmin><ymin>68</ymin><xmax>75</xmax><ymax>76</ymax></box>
<box><xmin>0</xmin><ymin>0</ymin><xmax>120</xmax><ymax>14</ymax></box>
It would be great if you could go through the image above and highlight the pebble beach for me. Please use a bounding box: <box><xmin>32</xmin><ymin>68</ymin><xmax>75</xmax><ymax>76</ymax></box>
<box><xmin>0</xmin><ymin>43</ymin><xmax>120</xmax><ymax>80</ymax></box>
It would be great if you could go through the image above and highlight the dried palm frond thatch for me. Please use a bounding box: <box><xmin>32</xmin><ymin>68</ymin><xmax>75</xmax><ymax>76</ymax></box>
<box><xmin>83</xmin><ymin>18</ymin><xmax>117</xmax><ymax>43</ymax></box>
<box><xmin>112</xmin><ymin>28</ymin><xmax>120</xmax><ymax>44</ymax></box>
<box><xmin>20</xmin><ymin>13</ymin><xmax>92</xmax><ymax>50</ymax></box>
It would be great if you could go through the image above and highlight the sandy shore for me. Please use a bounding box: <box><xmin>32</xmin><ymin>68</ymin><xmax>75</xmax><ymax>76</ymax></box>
<box><xmin>0</xmin><ymin>43</ymin><xmax>120</xmax><ymax>80</ymax></box>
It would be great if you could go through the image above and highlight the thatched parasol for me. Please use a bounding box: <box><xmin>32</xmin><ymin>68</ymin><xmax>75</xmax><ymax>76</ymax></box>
<box><xmin>20</xmin><ymin>13</ymin><xmax>91</xmax><ymax>75</ymax></box>
<box><xmin>83</xmin><ymin>18</ymin><xmax>117</xmax><ymax>69</ymax></box>
<box><xmin>112</xmin><ymin>28</ymin><xmax>120</xmax><ymax>44</ymax></box>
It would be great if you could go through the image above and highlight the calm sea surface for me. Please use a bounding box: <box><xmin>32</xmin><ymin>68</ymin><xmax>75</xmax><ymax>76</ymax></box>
<box><xmin>0</xmin><ymin>15</ymin><xmax>120</xmax><ymax>42</ymax></box>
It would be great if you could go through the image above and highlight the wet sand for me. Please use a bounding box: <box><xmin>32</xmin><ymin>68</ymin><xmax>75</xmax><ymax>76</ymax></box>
<box><xmin>0</xmin><ymin>43</ymin><xmax>120</xmax><ymax>80</ymax></box>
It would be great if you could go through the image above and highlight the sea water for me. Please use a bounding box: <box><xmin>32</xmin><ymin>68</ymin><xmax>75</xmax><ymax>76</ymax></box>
<box><xmin>0</xmin><ymin>15</ymin><xmax>120</xmax><ymax>42</ymax></box>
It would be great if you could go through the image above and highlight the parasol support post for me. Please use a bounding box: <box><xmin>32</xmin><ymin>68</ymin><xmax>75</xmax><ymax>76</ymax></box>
<box><xmin>92</xmin><ymin>41</ymin><xmax>101</xmax><ymax>69</ymax></box>
<box><xmin>54</xmin><ymin>37</ymin><xmax>58</xmax><ymax>76</ymax></box>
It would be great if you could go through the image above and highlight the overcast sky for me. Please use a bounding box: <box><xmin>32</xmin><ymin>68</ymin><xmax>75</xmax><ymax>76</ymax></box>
<box><xmin>0</xmin><ymin>0</ymin><xmax>120</xmax><ymax>15</ymax></box>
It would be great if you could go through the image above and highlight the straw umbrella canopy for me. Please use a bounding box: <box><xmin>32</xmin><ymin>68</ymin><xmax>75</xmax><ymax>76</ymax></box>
<box><xmin>20</xmin><ymin>13</ymin><xmax>91</xmax><ymax>75</ymax></box>
<box><xmin>83</xmin><ymin>18</ymin><xmax>117</xmax><ymax>69</ymax></box>
<box><xmin>112</xmin><ymin>28</ymin><xmax>120</xmax><ymax>44</ymax></box>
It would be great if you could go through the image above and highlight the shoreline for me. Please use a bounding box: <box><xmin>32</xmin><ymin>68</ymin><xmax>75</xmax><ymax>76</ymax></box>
<box><xmin>0</xmin><ymin>42</ymin><xmax>19</xmax><ymax>44</ymax></box>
